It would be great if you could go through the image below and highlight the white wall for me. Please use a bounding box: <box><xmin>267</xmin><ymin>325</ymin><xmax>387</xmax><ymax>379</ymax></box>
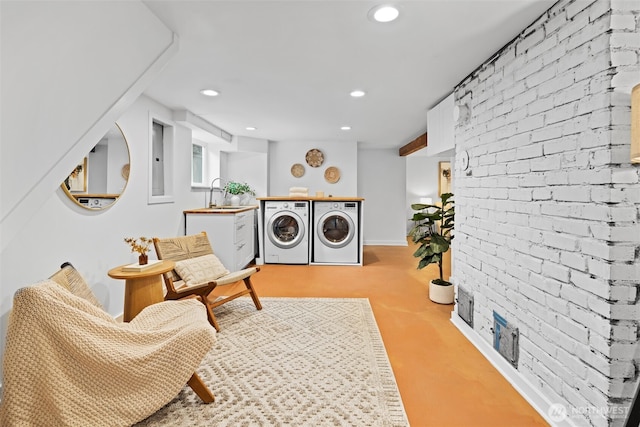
<box><xmin>88</xmin><ymin>143</ymin><xmax>109</xmax><ymax>193</ymax></box>
<box><xmin>106</xmin><ymin>132</ymin><xmax>129</xmax><ymax>194</ymax></box>
<box><xmin>225</xmin><ymin>151</ymin><xmax>268</xmax><ymax>205</ymax></box>
<box><xmin>268</xmin><ymin>140</ymin><xmax>358</xmax><ymax>196</ymax></box>
<box><xmin>266</xmin><ymin>141</ymin><xmax>409</xmax><ymax>246</ymax></box>
<box><xmin>0</xmin><ymin>93</ymin><xmax>210</xmax><ymax>380</ymax></box>
<box><xmin>86</xmin><ymin>132</ymin><xmax>128</xmax><ymax>194</ymax></box>
<box><xmin>358</xmin><ymin>149</ymin><xmax>407</xmax><ymax>246</ymax></box>
<box><xmin>0</xmin><ymin>0</ymin><xmax>177</xmax><ymax>251</ymax></box>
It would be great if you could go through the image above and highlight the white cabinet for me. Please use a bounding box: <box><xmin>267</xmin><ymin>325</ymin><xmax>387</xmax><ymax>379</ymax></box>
<box><xmin>185</xmin><ymin>209</ymin><xmax>256</xmax><ymax>271</ymax></box>
<box><xmin>426</xmin><ymin>92</ymin><xmax>454</xmax><ymax>156</ymax></box>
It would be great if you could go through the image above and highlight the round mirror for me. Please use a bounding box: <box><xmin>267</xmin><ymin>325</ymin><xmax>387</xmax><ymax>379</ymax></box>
<box><xmin>61</xmin><ymin>123</ymin><xmax>130</xmax><ymax>210</ymax></box>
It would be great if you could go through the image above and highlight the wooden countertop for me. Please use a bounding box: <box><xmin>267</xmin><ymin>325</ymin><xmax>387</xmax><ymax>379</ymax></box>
<box><xmin>257</xmin><ymin>196</ymin><xmax>364</xmax><ymax>201</ymax></box>
<box><xmin>72</xmin><ymin>194</ymin><xmax>120</xmax><ymax>199</ymax></box>
<box><xmin>184</xmin><ymin>205</ymin><xmax>258</xmax><ymax>214</ymax></box>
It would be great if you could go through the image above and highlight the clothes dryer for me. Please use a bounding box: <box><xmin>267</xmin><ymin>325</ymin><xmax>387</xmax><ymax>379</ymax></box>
<box><xmin>263</xmin><ymin>201</ymin><xmax>309</xmax><ymax>264</ymax></box>
<box><xmin>313</xmin><ymin>201</ymin><xmax>359</xmax><ymax>264</ymax></box>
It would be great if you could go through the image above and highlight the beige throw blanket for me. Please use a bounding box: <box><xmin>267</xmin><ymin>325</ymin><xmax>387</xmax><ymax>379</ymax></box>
<box><xmin>0</xmin><ymin>280</ymin><xmax>216</xmax><ymax>426</ymax></box>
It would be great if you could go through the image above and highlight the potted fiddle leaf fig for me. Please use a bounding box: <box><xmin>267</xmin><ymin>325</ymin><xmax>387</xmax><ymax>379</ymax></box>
<box><xmin>409</xmin><ymin>192</ymin><xmax>455</xmax><ymax>304</ymax></box>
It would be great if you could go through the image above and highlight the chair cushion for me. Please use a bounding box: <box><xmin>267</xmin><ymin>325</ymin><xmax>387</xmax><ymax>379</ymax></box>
<box><xmin>174</xmin><ymin>254</ymin><xmax>230</xmax><ymax>286</ymax></box>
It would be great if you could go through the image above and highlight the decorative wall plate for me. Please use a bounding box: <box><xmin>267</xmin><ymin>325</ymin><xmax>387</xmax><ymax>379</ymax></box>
<box><xmin>121</xmin><ymin>163</ymin><xmax>130</xmax><ymax>180</ymax></box>
<box><xmin>305</xmin><ymin>148</ymin><xmax>324</xmax><ymax>168</ymax></box>
<box><xmin>291</xmin><ymin>163</ymin><xmax>305</xmax><ymax>178</ymax></box>
<box><xmin>324</xmin><ymin>166</ymin><xmax>340</xmax><ymax>184</ymax></box>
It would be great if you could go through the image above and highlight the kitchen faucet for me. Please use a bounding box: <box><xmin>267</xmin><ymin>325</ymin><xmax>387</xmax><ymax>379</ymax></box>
<box><xmin>209</xmin><ymin>178</ymin><xmax>224</xmax><ymax>207</ymax></box>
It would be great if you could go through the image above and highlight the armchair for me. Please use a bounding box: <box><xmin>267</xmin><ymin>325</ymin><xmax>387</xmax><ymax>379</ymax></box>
<box><xmin>153</xmin><ymin>231</ymin><xmax>262</xmax><ymax>331</ymax></box>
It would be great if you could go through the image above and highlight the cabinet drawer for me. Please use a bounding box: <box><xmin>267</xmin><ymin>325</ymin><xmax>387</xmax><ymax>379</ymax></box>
<box><xmin>185</xmin><ymin>209</ymin><xmax>256</xmax><ymax>270</ymax></box>
<box><xmin>234</xmin><ymin>220</ymin><xmax>250</xmax><ymax>240</ymax></box>
<box><xmin>234</xmin><ymin>239</ymin><xmax>252</xmax><ymax>271</ymax></box>
<box><xmin>234</xmin><ymin>213</ymin><xmax>254</xmax><ymax>242</ymax></box>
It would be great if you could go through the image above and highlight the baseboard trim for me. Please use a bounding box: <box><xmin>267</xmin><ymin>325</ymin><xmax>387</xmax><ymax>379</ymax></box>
<box><xmin>450</xmin><ymin>313</ymin><xmax>574</xmax><ymax>427</ymax></box>
<box><xmin>363</xmin><ymin>240</ymin><xmax>408</xmax><ymax>246</ymax></box>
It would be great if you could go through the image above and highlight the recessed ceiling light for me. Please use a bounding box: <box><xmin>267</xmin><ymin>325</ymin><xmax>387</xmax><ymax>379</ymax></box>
<box><xmin>369</xmin><ymin>5</ymin><xmax>399</xmax><ymax>23</ymax></box>
<box><xmin>350</xmin><ymin>90</ymin><xmax>366</xmax><ymax>98</ymax></box>
<box><xmin>200</xmin><ymin>89</ymin><xmax>220</xmax><ymax>97</ymax></box>
<box><xmin>246</xmin><ymin>126</ymin><xmax>256</xmax><ymax>131</ymax></box>
<box><xmin>341</xmin><ymin>126</ymin><xmax>352</xmax><ymax>131</ymax></box>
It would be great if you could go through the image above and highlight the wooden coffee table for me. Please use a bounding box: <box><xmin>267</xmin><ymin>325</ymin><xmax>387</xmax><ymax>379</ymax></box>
<box><xmin>108</xmin><ymin>260</ymin><xmax>175</xmax><ymax>322</ymax></box>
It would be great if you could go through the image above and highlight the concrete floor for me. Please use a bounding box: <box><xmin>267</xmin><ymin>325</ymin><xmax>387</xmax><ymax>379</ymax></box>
<box><xmin>244</xmin><ymin>243</ymin><xmax>549</xmax><ymax>427</ymax></box>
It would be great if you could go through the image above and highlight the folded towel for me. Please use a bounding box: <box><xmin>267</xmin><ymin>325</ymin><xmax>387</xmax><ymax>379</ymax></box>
<box><xmin>289</xmin><ymin>187</ymin><xmax>308</xmax><ymax>193</ymax></box>
<box><xmin>289</xmin><ymin>192</ymin><xmax>309</xmax><ymax>197</ymax></box>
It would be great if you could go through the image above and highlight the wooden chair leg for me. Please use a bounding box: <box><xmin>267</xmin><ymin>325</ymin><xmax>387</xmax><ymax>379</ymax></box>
<box><xmin>188</xmin><ymin>373</ymin><xmax>215</xmax><ymax>403</ymax></box>
<box><xmin>244</xmin><ymin>277</ymin><xmax>262</xmax><ymax>310</ymax></box>
<box><xmin>204</xmin><ymin>303</ymin><xmax>220</xmax><ymax>332</ymax></box>
<box><xmin>194</xmin><ymin>291</ymin><xmax>220</xmax><ymax>331</ymax></box>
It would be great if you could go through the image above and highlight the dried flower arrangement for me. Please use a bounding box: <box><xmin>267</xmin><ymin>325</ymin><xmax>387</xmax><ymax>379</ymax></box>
<box><xmin>124</xmin><ymin>237</ymin><xmax>152</xmax><ymax>255</ymax></box>
<box><xmin>124</xmin><ymin>237</ymin><xmax>152</xmax><ymax>265</ymax></box>
<box><xmin>64</xmin><ymin>164</ymin><xmax>85</xmax><ymax>191</ymax></box>
<box><xmin>69</xmin><ymin>164</ymin><xmax>83</xmax><ymax>178</ymax></box>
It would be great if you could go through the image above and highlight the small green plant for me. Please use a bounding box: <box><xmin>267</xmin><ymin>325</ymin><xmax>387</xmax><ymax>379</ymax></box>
<box><xmin>223</xmin><ymin>181</ymin><xmax>255</xmax><ymax>196</ymax></box>
<box><xmin>408</xmin><ymin>192</ymin><xmax>454</xmax><ymax>286</ymax></box>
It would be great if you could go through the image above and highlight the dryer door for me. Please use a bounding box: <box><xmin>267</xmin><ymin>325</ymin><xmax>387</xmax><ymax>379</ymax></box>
<box><xmin>267</xmin><ymin>211</ymin><xmax>306</xmax><ymax>249</ymax></box>
<box><xmin>317</xmin><ymin>211</ymin><xmax>355</xmax><ymax>249</ymax></box>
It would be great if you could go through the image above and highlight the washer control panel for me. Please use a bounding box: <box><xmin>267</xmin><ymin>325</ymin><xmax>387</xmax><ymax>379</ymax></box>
<box><xmin>344</xmin><ymin>202</ymin><xmax>357</xmax><ymax>211</ymax></box>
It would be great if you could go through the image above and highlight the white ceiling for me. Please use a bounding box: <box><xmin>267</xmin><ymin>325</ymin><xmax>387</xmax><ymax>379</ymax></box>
<box><xmin>143</xmin><ymin>0</ymin><xmax>554</xmax><ymax>150</ymax></box>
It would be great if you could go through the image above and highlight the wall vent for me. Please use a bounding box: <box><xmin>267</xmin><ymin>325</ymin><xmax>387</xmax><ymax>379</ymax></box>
<box><xmin>493</xmin><ymin>311</ymin><xmax>519</xmax><ymax>369</ymax></box>
<box><xmin>457</xmin><ymin>286</ymin><xmax>474</xmax><ymax>327</ymax></box>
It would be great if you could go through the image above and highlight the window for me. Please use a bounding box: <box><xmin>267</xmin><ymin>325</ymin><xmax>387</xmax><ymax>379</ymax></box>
<box><xmin>152</xmin><ymin>121</ymin><xmax>165</xmax><ymax>196</ymax></box>
<box><xmin>148</xmin><ymin>116</ymin><xmax>174</xmax><ymax>204</ymax></box>
<box><xmin>192</xmin><ymin>142</ymin><xmax>206</xmax><ymax>187</ymax></box>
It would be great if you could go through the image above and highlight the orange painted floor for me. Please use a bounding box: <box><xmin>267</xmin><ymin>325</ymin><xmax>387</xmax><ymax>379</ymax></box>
<box><xmin>250</xmin><ymin>243</ymin><xmax>549</xmax><ymax>427</ymax></box>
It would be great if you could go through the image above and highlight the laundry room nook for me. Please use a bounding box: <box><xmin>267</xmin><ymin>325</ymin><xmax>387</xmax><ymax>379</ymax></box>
<box><xmin>183</xmin><ymin>143</ymin><xmax>371</xmax><ymax>270</ymax></box>
<box><xmin>257</xmin><ymin>195</ymin><xmax>364</xmax><ymax>266</ymax></box>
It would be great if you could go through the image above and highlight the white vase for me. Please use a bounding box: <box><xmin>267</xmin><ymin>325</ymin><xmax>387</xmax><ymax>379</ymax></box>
<box><xmin>230</xmin><ymin>194</ymin><xmax>241</xmax><ymax>206</ymax></box>
<box><xmin>429</xmin><ymin>280</ymin><xmax>454</xmax><ymax>304</ymax></box>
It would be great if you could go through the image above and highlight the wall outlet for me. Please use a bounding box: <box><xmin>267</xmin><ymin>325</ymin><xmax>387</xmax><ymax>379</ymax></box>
<box><xmin>457</xmin><ymin>286</ymin><xmax>474</xmax><ymax>327</ymax></box>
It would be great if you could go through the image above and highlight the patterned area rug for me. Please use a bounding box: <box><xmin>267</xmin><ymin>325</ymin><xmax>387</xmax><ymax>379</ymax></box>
<box><xmin>137</xmin><ymin>297</ymin><xmax>409</xmax><ymax>426</ymax></box>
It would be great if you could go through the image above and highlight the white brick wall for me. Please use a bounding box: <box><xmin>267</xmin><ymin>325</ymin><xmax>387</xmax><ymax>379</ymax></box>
<box><xmin>453</xmin><ymin>1</ymin><xmax>640</xmax><ymax>426</ymax></box>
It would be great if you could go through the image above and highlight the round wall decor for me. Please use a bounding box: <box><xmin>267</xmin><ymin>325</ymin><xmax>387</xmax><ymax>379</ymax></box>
<box><xmin>121</xmin><ymin>163</ymin><xmax>130</xmax><ymax>180</ymax></box>
<box><xmin>324</xmin><ymin>166</ymin><xmax>340</xmax><ymax>184</ymax></box>
<box><xmin>460</xmin><ymin>150</ymin><xmax>470</xmax><ymax>171</ymax></box>
<box><xmin>305</xmin><ymin>148</ymin><xmax>324</xmax><ymax>168</ymax></box>
<box><xmin>291</xmin><ymin>163</ymin><xmax>305</xmax><ymax>178</ymax></box>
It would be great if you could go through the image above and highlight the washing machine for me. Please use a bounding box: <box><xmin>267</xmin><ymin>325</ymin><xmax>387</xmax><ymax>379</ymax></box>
<box><xmin>313</xmin><ymin>201</ymin><xmax>359</xmax><ymax>264</ymax></box>
<box><xmin>263</xmin><ymin>201</ymin><xmax>309</xmax><ymax>264</ymax></box>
